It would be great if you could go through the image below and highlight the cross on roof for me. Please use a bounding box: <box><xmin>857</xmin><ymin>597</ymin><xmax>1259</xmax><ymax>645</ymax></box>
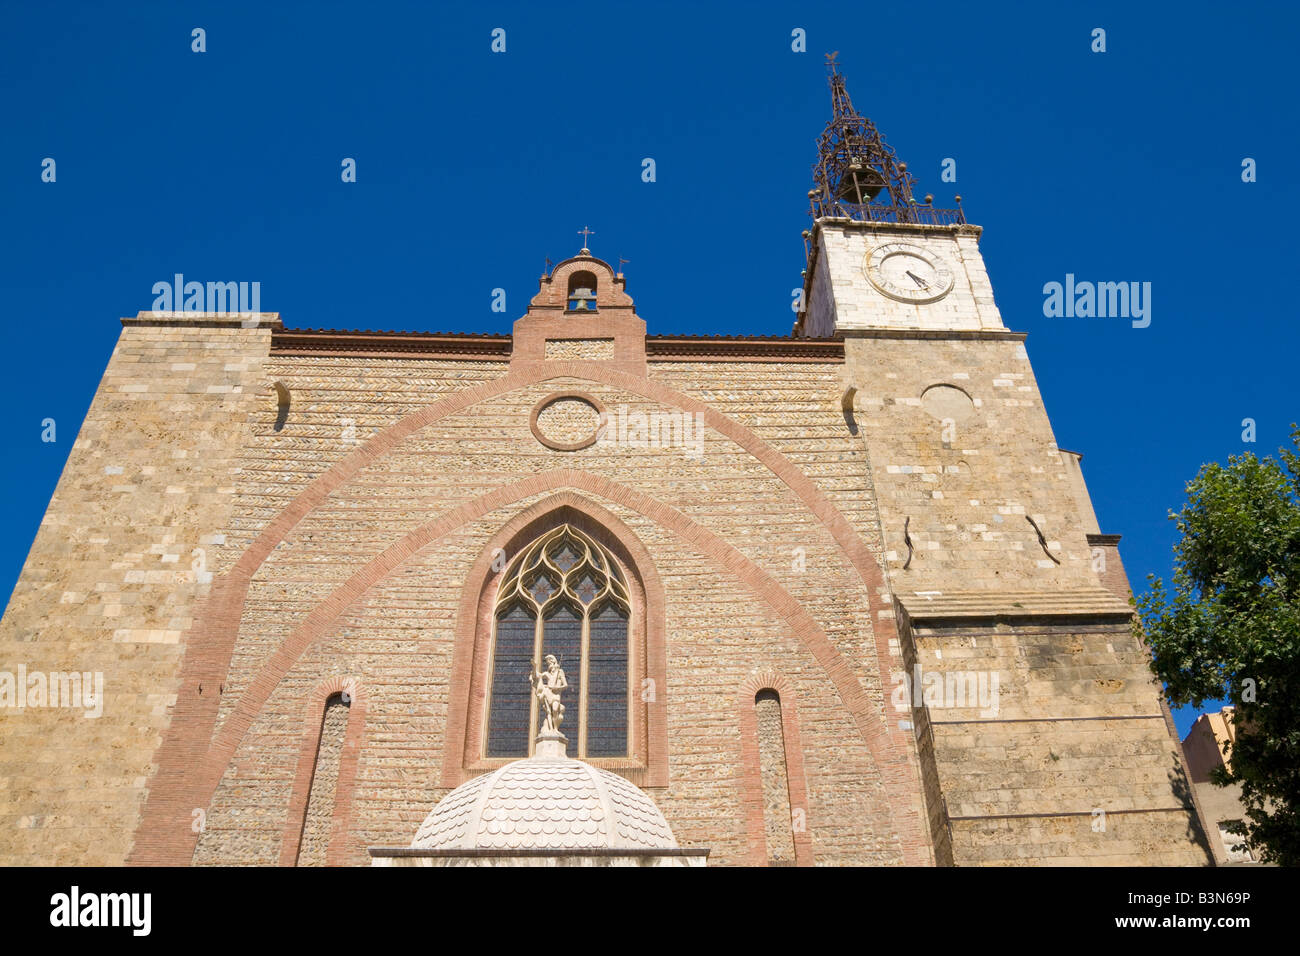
<box><xmin>578</xmin><ymin>226</ymin><xmax>595</xmax><ymax>251</ymax></box>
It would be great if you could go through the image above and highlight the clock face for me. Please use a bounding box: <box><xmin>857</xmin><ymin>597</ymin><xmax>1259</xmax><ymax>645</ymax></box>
<box><xmin>865</xmin><ymin>242</ymin><xmax>955</xmax><ymax>304</ymax></box>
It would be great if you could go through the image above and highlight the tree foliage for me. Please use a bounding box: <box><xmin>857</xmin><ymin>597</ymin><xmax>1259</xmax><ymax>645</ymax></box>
<box><xmin>1137</xmin><ymin>426</ymin><xmax>1300</xmax><ymax>865</ymax></box>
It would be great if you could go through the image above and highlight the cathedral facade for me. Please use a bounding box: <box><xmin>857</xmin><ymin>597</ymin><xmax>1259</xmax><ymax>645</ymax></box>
<box><xmin>0</xmin><ymin>69</ymin><xmax>1212</xmax><ymax>866</ymax></box>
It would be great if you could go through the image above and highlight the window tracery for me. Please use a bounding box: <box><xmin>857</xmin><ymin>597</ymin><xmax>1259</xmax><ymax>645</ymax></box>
<box><xmin>486</xmin><ymin>524</ymin><xmax>631</xmax><ymax>758</ymax></box>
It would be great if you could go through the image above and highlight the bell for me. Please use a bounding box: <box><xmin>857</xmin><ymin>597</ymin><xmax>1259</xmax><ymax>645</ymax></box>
<box><xmin>568</xmin><ymin>287</ymin><xmax>596</xmax><ymax>311</ymax></box>
<box><xmin>835</xmin><ymin>162</ymin><xmax>885</xmax><ymax>203</ymax></box>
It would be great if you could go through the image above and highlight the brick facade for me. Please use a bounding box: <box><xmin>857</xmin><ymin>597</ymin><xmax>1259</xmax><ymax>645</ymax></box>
<box><xmin>0</xmin><ymin>245</ymin><xmax>1212</xmax><ymax>866</ymax></box>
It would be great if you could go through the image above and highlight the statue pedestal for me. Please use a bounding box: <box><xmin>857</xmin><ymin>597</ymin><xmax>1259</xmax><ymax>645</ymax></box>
<box><xmin>533</xmin><ymin>729</ymin><xmax>568</xmax><ymax>761</ymax></box>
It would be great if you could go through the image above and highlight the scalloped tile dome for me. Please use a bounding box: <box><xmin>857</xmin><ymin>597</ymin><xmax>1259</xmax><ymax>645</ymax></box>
<box><xmin>412</xmin><ymin>753</ymin><xmax>677</xmax><ymax>852</ymax></box>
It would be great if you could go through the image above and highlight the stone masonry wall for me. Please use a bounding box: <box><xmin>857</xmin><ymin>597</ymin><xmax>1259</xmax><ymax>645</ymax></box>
<box><xmin>842</xmin><ymin>330</ymin><xmax>1210</xmax><ymax>864</ymax></box>
<box><xmin>0</xmin><ymin>315</ymin><xmax>276</xmax><ymax>865</ymax></box>
<box><xmin>185</xmin><ymin>356</ymin><xmax>915</xmax><ymax>866</ymax></box>
<box><xmin>806</xmin><ymin>224</ymin><xmax>1005</xmax><ymax>334</ymax></box>
<box><xmin>1</xmin><ymin>297</ymin><xmax>1212</xmax><ymax>867</ymax></box>
<box><xmin>844</xmin><ymin>333</ymin><xmax>1100</xmax><ymax>593</ymax></box>
<box><xmin>908</xmin><ymin>615</ymin><xmax>1210</xmax><ymax>865</ymax></box>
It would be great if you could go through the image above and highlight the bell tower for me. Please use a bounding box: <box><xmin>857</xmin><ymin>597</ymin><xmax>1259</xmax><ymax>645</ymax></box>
<box><xmin>797</xmin><ymin>57</ymin><xmax>1004</xmax><ymax>336</ymax></box>
<box><xmin>797</xmin><ymin>57</ymin><xmax>1213</xmax><ymax>868</ymax></box>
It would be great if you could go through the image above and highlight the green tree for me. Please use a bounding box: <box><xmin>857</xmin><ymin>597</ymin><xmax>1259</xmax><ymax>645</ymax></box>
<box><xmin>1137</xmin><ymin>426</ymin><xmax>1300</xmax><ymax>865</ymax></box>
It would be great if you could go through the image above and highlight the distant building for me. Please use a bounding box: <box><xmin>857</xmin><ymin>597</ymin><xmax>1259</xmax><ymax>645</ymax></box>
<box><xmin>1182</xmin><ymin>707</ymin><xmax>1256</xmax><ymax>864</ymax></box>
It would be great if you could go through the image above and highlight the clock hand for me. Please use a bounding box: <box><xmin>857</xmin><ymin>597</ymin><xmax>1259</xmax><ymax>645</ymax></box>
<box><xmin>905</xmin><ymin>269</ymin><xmax>930</xmax><ymax>289</ymax></box>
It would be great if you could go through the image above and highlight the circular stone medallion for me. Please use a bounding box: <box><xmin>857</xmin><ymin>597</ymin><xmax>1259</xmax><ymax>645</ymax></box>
<box><xmin>920</xmin><ymin>383</ymin><xmax>976</xmax><ymax>423</ymax></box>
<box><xmin>530</xmin><ymin>392</ymin><xmax>604</xmax><ymax>451</ymax></box>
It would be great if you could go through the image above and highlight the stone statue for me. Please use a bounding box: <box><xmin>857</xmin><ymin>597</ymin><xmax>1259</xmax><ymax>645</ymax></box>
<box><xmin>530</xmin><ymin>654</ymin><xmax>568</xmax><ymax>734</ymax></box>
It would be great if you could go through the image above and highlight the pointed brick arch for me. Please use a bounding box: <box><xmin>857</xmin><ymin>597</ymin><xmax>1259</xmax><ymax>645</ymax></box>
<box><xmin>131</xmin><ymin>361</ymin><xmax>930</xmax><ymax>866</ymax></box>
<box><xmin>737</xmin><ymin>669</ymin><xmax>814</xmax><ymax>866</ymax></box>
<box><xmin>278</xmin><ymin>676</ymin><xmax>367</xmax><ymax>867</ymax></box>
<box><xmin>441</xmin><ymin>493</ymin><xmax>668</xmax><ymax>789</ymax></box>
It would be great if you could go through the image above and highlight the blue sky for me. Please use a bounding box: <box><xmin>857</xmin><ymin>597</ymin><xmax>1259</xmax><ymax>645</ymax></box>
<box><xmin>2</xmin><ymin>2</ymin><xmax>1297</xmax><ymax>737</ymax></box>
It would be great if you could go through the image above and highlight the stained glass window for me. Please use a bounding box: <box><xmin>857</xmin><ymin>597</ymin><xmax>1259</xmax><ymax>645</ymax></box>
<box><xmin>586</xmin><ymin>603</ymin><xmax>629</xmax><ymax>757</ymax></box>
<box><xmin>486</xmin><ymin>604</ymin><xmax>535</xmax><ymax>757</ymax></box>
<box><xmin>529</xmin><ymin>574</ymin><xmax>556</xmax><ymax>604</ymax></box>
<box><xmin>485</xmin><ymin>524</ymin><xmax>632</xmax><ymax>758</ymax></box>
<box><xmin>551</xmin><ymin>544</ymin><xmax>579</xmax><ymax>572</ymax></box>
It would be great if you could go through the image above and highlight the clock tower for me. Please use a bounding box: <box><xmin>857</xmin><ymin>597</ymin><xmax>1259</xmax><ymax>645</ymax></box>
<box><xmin>796</xmin><ymin>60</ymin><xmax>1002</xmax><ymax>336</ymax></box>
<box><xmin>797</xmin><ymin>59</ymin><xmax>1214</xmax><ymax>865</ymax></box>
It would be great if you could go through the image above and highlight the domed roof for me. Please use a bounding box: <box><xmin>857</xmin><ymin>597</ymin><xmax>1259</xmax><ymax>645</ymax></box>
<box><xmin>412</xmin><ymin>746</ymin><xmax>677</xmax><ymax>852</ymax></box>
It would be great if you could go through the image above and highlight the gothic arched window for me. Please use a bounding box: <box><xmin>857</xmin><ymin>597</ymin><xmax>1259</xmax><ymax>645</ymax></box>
<box><xmin>295</xmin><ymin>692</ymin><xmax>351</xmax><ymax>866</ymax></box>
<box><xmin>485</xmin><ymin>524</ymin><xmax>630</xmax><ymax>758</ymax></box>
<box><xmin>754</xmin><ymin>689</ymin><xmax>795</xmax><ymax>865</ymax></box>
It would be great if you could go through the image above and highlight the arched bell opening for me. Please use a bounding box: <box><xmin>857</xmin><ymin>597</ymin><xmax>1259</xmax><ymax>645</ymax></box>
<box><xmin>565</xmin><ymin>270</ymin><xmax>598</xmax><ymax>312</ymax></box>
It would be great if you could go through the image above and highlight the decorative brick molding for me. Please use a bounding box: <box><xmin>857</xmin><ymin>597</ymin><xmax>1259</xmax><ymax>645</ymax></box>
<box><xmin>278</xmin><ymin>676</ymin><xmax>367</xmax><ymax>866</ymax></box>
<box><xmin>736</xmin><ymin>670</ymin><xmax>815</xmax><ymax>866</ymax></box>
<box><xmin>442</xmin><ymin>494</ymin><xmax>668</xmax><ymax>789</ymax></box>
<box><xmin>269</xmin><ymin>327</ymin><xmax>848</xmax><ymax>363</ymax></box>
<box><xmin>124</xmin><ymin>310</ymin><xmax>283</xmax><ymax>330</ymax></box>
<box><xmin>646</xmin><ymin>334</ymin><xmax>845</xmax><ymax>363</ymax></box>
<box><xmin>271</xmin><ymin>328</ymin><xmax>512</xmax><ymax>361</ymax></box>
<box><xmin>130</xmin><ymin>361</ymin><xmax>930</xmax><ymax>866</ymax></box>
<box><xmin>529</xmin><ymin>391</ymin><xmax>605</xmax><ymax>452</ymax></box>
